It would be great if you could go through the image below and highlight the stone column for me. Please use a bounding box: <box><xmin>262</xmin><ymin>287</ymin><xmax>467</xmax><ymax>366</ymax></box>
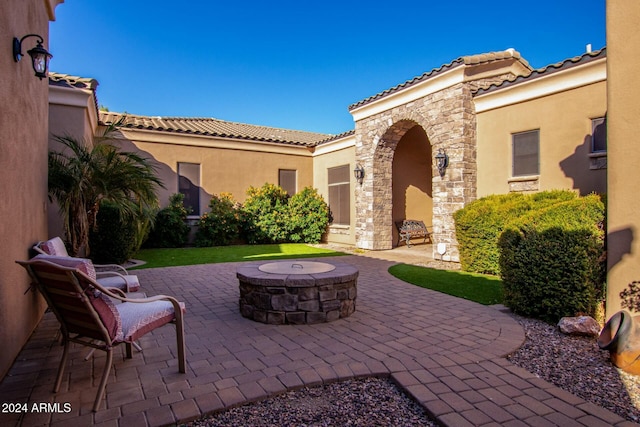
<box><xmin>353</xmin><ymin>83</ymin><xmax>477</xmax><ymax>260</ymax></box>
<box><xmin>430</xmin><ymin>84</ymin><xmax>477</xmax><ymax>262</ymax></box>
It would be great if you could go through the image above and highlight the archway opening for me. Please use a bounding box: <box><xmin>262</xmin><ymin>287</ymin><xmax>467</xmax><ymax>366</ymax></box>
<box><xmin>391</xmin><ymin>125</ymin><xmax>432</xmax><ymax>246</ymax></box>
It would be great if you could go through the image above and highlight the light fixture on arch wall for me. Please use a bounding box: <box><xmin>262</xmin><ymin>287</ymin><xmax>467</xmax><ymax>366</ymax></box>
<box><xmin>435</xmin><ymin>148</ymin><xmax>449</xmax><ymax>177</ymax></box>
<box><xmin>13</xmin><ymin>34</ymin><xmax>53</xmax><ymax>80</ymax></box>
<box><xmin>353</xmin><ymin>164</ymin><xmax>365</xmax><ymax>185</ymax></box>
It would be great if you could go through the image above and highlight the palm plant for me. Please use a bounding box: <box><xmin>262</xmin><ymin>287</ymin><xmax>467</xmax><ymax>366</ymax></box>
<box><xmin>48</xmin><ymin>122</ymin><xmax>164</xmax><ymax>256</ymax></box>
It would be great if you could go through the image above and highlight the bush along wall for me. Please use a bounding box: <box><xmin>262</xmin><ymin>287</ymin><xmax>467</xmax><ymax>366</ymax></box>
<box><xmin>286</xmin><ymin>187</ymin><xmax>329</xmax><ymax>243</ymax></box>
<box><xmin>498</xmin><ymin>194</ymin><xmax>606</xmax><ymax>323</ymax></box>
<box><xmin>241</xmin><ymin>183</ymin><xmax>289</xmax><ymax>244</ymax></box>
<box><xmin>194</xmin><ymin>184</ymin><xmax>330</xmax><ymax>247</ymax></box>
<box><xmin>454</xmin><ymin>190</ymin><xmax>577</xmax><ymax>275</ymax></box>
<box><xmin>89</xmin><ymin>201</ymin><xmax>138</xmax><ymax>264</ymax></box>
<box><xmin>195</xmin><ymin>193</ymin><xmax>241</xmax><ymax>246</ymax></box>
<box><xmin>145</xmin><ymin>193</ymin><xmax>191</xmax><ymax>248</ymax></box>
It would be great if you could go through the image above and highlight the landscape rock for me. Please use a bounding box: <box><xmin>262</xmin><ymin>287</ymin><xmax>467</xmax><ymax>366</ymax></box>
<box><xmin>557</xmin><ymin>316</ymin><xmax>601</xmax><ymax>336</ymax></box>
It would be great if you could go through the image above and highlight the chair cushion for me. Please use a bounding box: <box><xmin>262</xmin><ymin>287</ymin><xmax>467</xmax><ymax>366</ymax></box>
<box><xmin>97</xmin><ymin>275</ymin><xmax>141</xmax><ymax>292</ymax></box>
<box><xmin>116</xmin><ymin>301</ymin><xmax>185</xmax><ymax>342</ymax></box>
<box><xmin>39</xmin><ymin>237</ymin><xmax>70</xmax><ymax>257</ymax></box>
<box><xmin>33</xmin><ymin>254</ymin><xmax>96</xmax><ymax>280</ymax></box>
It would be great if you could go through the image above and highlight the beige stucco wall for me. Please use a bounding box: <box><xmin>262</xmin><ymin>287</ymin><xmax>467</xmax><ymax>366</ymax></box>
<box><xmin>476</xmin><ymin>79</ymin><xmax>607</xmax><ymax>197</ymax></box>
<box><xmin>111</xmin><ymin>129</ymin><xmax>313</xmax><ymax>214</ymax></box>
<box><xmin>312</xmin><ymin>138</ymin><xmax>357</xmax><ymax>245</ymax></box>
<box><xmin>48</xmin><ymin>87</ymin><xmax>98</xmax><ymax>238</ymax></box>
<box><xmin>49</xmin><ymin>86</ymin><xmax>97</xmax><ymax>144</ymax></box>
<box><xmin>606</xmin><ymin>0</ymin><xmax>640</xmax><ymax>318</ymax></box>
<box><xmin>0</xmin><ymin>0</ymin><xmax>60</xmax><ymax>379</ymax></box>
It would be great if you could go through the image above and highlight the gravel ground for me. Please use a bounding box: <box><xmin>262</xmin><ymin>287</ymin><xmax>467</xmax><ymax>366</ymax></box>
<box><xmin>507</xmin><ymin>314</ymin><xmax>640</xmax><ymax>423</ymax></box>
<box><xmin>184</xmin><ymin>376</ymin><xmax>437</xmax><ymax>427</ymax></box>
<box><xmin>183</xmin><ymin>315</ymin><xmax>640</xmax><ymax>426</ymax></box>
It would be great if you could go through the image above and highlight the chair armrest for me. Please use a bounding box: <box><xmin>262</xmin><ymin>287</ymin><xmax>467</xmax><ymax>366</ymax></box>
<box><xmin>74</xmin><ymin>270</ymin><xmax>181</xmax><ymax>316</ymax></box>
<box><xmin>106</xmin><ymin>287</ymin><xmax>127</xmax><ymax>298</ymax></box>
<box><xmin>93</xmin><ymin>264</ymin><xmax>128</xmax><ymax>275</ymax></box>
<box><xmin>32</xmin><ymin>241</ymin><xmax>47</xmax><ymax>255</ymax></box>
<box><xmin>109</xmin><ymin>293</ymin><xmax>186</xmax><ymax>325</ymax></box>
<box><xmin>95</xmin><ymin>271</ymin><xmax>127</xmax><ymax>279</ymax></box>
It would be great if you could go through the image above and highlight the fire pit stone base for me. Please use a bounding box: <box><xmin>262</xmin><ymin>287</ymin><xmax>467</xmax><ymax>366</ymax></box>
<box><xmin>237</xmin><ymin>261</ymin><xmax>358</xmax><ymax>325</ymax></box>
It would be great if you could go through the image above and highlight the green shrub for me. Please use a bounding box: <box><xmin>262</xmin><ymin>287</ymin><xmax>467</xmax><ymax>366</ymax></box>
<box><xmin>192</xmin><ymin>184</ymin><xmax>330</xmax><ymax>246</ymax></box>
<box><xmin>454</xmin><ymin>190</ymin><xmax>577</xmax><ymax>275</ymax></box>
<box><xmin>145</xmin><ymin>193</ymin><xmax>191</xmax><ymax>248</ymax></box>
<box><xmin>89</xmin><ymin>201</ymin><xmax>137</xmax><ymax>264</ymax></box>
<box><xmin>241</xmin><ymin>183</ymin><xmax>289</xmax><ymax>244</ymax></box>
<box><xmin>286</xmin><ymin>187</ymin><xmax>329</xmax><ymax>243</ymax></box>
<box><xmin>195</xmin><ymin>193</ymin><xmax>241</xmax><ymax>246</ymax></box>
<box><xmin>498</xmin><ymin>195</ymin><xmax>605</xmax><ymax>322</ymax></box>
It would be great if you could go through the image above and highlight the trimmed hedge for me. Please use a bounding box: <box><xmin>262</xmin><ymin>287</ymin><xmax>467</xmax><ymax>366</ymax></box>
<box><xmin>454</xmin><ymin>190</ymin><xmax>576</xmax><ymax>275</ymax></box>
<box><xmin>498</xmin><ymin>195</ymin><xmax>605</xmax><ymax>322</ymax></box>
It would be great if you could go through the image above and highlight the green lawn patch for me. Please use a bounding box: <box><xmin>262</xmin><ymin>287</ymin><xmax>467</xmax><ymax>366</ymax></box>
<box><xmin>131</xmin><ymin>244</ymin><xmax>346</xmax><ymax>269</ymax></box>
<box><xmin>388</xmin><ymin>263</ymin><xmax>503</xmax><ymax>305</ymax></box>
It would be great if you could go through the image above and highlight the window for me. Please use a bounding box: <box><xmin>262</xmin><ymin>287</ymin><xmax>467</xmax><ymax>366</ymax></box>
<box><xmin>592</xmin><ymin>117</ymin><xmax>607</xmax><ymax>153</ymax></box>
<box><xmin>512</xmin><ymin>130</ymin><xmax>539</xmax><ymax>177</ymax></box>
<box><xmin>328</xmin><ymin>165</ymin><xmax>350</xmax><ymax>225</ymax></box>
<box><xmin>279</xmin><ymin>169</ymin><xmax>297</xmax><ymax>196</ymax></box>
<box><xmin>177</xmin><ymin>162</ymin><xmax>200</xmax><ymax>215</ymax></box>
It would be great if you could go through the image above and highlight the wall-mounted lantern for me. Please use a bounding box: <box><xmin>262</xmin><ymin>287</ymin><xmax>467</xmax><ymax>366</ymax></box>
<box><xmin>353</xmin><ymin>164</ymin><xmax>365</xmax><ymax>185</ymax></box>
<box><xmin>435</xmin><ymin>148</ymin><xmax>449</xmax><ymax>177</ymax></box>
<box><xmin>13</xmin><ymin>34</ymin><xmax>52</xmax><ymax>80</ymax></box>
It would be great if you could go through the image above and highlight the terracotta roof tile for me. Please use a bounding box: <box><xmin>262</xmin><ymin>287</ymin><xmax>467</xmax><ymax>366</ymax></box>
<box><xmin>99</xmin><ymin>112</ymin><xmax>334</xmax><ymax>147</ymax></box>
<box><xmin>473</xmin><ymin>47</ymin><xmax>606</xmax><ymax>96</ymax></box>
<box><xmin>314</xmin><ymin>129</ymin><xmax>356</xmax><ymax>146</ymax></box>
<box><xmin>49</xmin><ymin>72</ymin><xmax>99</xmax><ymax>90</ymax></box>
<box><xmin>348</xmin><ymin>49</ymin><xmax>531</xmax><ymax>111</ymax></box>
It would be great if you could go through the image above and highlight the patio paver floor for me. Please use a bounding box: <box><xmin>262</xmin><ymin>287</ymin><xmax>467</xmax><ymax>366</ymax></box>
<box><xmin>0</xmin><ymin>254</ymin><xmax>634</xmax><ymax>426</ymax></box>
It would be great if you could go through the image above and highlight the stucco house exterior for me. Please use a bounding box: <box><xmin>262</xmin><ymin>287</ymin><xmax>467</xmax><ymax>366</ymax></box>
<box><xmin>87</xmin><ymin>47</ymin><xmax>606</xmax><ymax>263</ymax></box>
<box><xmin>0</xmin><ymin>0</ymin><xmax>64</xmax><ymax>381</ymax></box>
<box><xmin>1</xmin><ymin>0</ymin><xmax>638</xmax><ymax>383</ymax></box>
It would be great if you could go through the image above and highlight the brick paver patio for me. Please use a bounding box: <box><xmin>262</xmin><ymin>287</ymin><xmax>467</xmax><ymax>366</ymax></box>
<box><xmin>0</xmin><ymin>253</ymin><xmax>635</xmax><ymax>426</ymax></box>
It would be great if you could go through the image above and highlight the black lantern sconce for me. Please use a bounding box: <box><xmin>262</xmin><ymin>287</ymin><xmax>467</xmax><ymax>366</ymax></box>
<box><xmin>353</xmin><ymin>164</ymin><xmax>365</xmax><ymax>185</ymax></box>
<box><xmin>435</xmin><ymin>148</ymin><xmax>449</xmax><ymax>177</ymax></box>
<box><xmin>13</xmin><ymin>34</ymin><xmax>52</xmax><ymax>80</ymax></box>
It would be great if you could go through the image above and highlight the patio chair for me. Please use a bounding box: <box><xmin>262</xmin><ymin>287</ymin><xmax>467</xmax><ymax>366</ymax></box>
<box><xmin>16</xmin><ymin>256</ymin><xmax>186</xmax><ymax>412</ymax></box>
<box><xmin>33</xmin><ymin>237</ymin><xmax>140</xmax><ymax>292</ymax></box>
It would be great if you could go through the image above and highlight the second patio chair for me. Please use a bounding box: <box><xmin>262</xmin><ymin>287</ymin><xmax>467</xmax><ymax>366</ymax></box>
<box><xmin>16</xmin><ymin>257</ymin><xmax>186</xmax><ymax>412</ymax></box>
<box><xmin>33</xmin><ymin>237</ymin><xmax>141</xmax><ymax>292</ymax></box>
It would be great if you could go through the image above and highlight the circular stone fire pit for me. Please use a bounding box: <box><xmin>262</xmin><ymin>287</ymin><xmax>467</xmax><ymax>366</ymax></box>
<box><xmin>237</xmin><ymin>261</ymin><xmax>358</xmax><ymax>325</ymax></box>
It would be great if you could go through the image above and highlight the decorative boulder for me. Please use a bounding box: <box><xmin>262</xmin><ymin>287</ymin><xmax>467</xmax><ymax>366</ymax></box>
<box><xmin>557</xmin><ymin>316</ymin><xmax>601</xmax><ymax>337</ymax></box>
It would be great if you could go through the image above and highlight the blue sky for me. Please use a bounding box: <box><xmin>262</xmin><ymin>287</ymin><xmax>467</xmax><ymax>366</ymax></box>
<box><xmin>49</xmin><ymin>1</ymin><xmax>606</xmax><ymax>135</ymax></box>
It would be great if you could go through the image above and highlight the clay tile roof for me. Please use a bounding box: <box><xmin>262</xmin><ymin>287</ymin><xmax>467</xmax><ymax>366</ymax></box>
<box><xmin>49</xmin><ymin>72</ymin><xmax>99</xmax><ymax>90</ymax></box>
<box><xmin>348</xmin><ymin>49</ymin><xmax>531</xmax><ymax>111</ymax></box>
<box><xmin>314</xmin><ymin>129</ymin><xmax>356</xmax><ymax>146</ymax></box>
<box><xmin>99</xmin><ymin>112</ymin><xmax>334</xmax><ymax>147</ymax></box>
<box><xmin>461</xmin><ymin>48</ymin><xmax>530</xmax><ymax>67</ymax></box>
<box><xmin>473</xmin><ymin>47</ymin><xmax>606</xmax><ymax>96</ymax></box>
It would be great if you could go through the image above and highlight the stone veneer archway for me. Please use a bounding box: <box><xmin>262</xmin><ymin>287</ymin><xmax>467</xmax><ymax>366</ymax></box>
<box><xmin>354</xmin><ymin>83</ymin><xmax>477</xmax><ymax>261</ymax></box>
